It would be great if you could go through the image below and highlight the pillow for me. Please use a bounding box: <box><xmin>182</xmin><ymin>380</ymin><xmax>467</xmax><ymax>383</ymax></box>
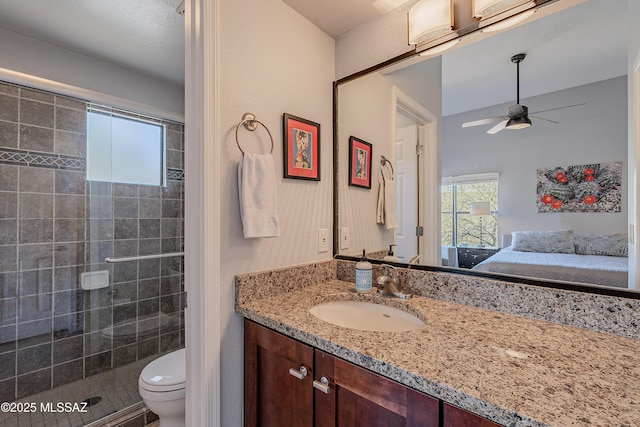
<box><xmin>511</xmin><ymin>230</ymin><xmax>575</xmax><ymax>254</ymax></box>
<box><xmin>574</xmin><ymin>234</ymin><xmax>628</xmax><ymax>257</ymax></box>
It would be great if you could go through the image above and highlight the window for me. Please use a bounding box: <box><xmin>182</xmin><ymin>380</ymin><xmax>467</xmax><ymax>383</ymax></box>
<box><xmin>87</xmin><ymin>107</ymin><xmax>166</xmax><ymax>186</ymax></box>
<box><xmin>441</xmin><ymin>173</ymin><xmax>498</xmax><ymax>248</ymax></box>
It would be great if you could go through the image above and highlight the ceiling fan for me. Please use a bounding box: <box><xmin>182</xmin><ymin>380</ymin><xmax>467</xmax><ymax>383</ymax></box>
<box><xmin>462</xmin><ymin>53</ymin><xmax>585</xmax><ymax>134</ymax></box>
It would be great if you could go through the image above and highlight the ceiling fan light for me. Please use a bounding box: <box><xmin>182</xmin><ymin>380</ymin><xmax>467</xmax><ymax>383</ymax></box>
<box><xmin>506</xmin><ymin>116</ymin><xmax>532</xmax><ymax>130</ymax></box>
<box><xmin>473</xmin><ymin>0</ymin><xmax>532</xmax><ymax>19</ymax></box>
<box><xmin>408</xmin><ymin>0</ymin><xmax>454</xmax><ymax>45</ymax></box>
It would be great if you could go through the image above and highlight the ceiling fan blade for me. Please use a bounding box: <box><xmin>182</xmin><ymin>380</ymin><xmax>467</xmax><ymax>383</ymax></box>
<box><xmin>531</xmin><ymin>116</ymin><xmax>559</xmax><ymax>124</ymax></box>
<box><xmin>487</xmin><ymin>120</ymin><xmax>508</xmax><ymax>134</ymax></box>
<box><xmin>462</xmin><ymin>116</ymin><xmax>507</xmax><ymax>128</ymax></box>
<box><xmin>529</xmin><ymin>103</ymin><xmax>586</xmax><ymax>115</ymax></box>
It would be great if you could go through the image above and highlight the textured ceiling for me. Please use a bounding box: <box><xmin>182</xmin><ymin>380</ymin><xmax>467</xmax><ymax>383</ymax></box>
<box><xmin>0</xmin><ymin>0</ymin><xmax>185</xmax><ymax>85</ymax></box>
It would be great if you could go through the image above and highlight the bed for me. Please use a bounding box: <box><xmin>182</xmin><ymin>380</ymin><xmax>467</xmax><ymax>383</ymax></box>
<box><xmin>472</xmin><ymin>230</ymin><xmax>629</xmax><ymax>288</ymax></box>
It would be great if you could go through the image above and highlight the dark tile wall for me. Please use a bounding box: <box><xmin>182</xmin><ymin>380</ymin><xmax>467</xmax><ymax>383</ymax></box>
<box><xmin>0</xmin><ymin>81</ymin><xmax>185</xmax><ymax>401</ymax></box>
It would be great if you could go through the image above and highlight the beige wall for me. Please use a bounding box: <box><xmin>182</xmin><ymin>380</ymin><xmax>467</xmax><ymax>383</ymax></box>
<box><xmin>339</xmin><ymin>72</ymin><xmax>395</xmax><ymax>255</ymax></box>
<box><xmin>335</xmin><ymin>4</ymin><xmax>413</xmax><ymax>80</ymax></box>
<box><xmin>218</xmin><ymin>0</ymin><xmax>335</xmax><ymax>423</ymax></box>
<box><xmin>338</xmin><ymin>57</ymin><xmax>442</xmax><ymax>257</ymax></box>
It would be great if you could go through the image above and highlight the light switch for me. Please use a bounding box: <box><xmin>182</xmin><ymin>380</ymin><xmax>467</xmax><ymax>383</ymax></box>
<box><xmin>340</xmin><ymin>227</ymin><xmax>349</xmax><ymax>250</ymax></box>
<box><xmin>318</xmin><ymin>228</ymin><xmax>329</xmax><ymax>253</ymax></box>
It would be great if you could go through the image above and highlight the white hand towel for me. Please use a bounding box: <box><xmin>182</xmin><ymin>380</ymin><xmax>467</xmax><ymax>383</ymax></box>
<box><xmin>238</xmin><ymin>153</ymin><xmax>280</xmax><ymax>238</ymax></box>
<box><xmin>376</xmin><ymin>167</ymin><xmax>398</xmax><ymax>229</ymax></box>
<box><xmin>376</xmin><ymin>169</ymin><xmax>386</xmax><ymax>224</ymax></box>
<box><xmin>384</xmin><ymin>173</ymin><xmax>398</xmax><ymax>230</ymax></box>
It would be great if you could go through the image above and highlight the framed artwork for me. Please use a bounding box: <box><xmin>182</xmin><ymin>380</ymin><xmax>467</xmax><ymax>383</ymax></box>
<box><xmin>283</xmin><ymin>113</ymin><xmax>320</xmax><ymax>181</ymax></box>
<box><xmin>348</xmin><ymin>136</ymin><xmax>372</xmax><ymax>189</ymax></box>
<box><xmin>536</xmin><ymin>161</ymin><xmax>622</xmax><ymax>213</ymax></box>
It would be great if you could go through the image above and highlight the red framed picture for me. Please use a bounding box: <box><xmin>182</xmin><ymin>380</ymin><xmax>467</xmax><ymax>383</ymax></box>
<box><xmin>348</xmin><ymin>136</ymin><xmax>372</xmax><ymax>189</ymax></box>
<box><xmin>283</xmin><ymin>113</ymin><xmax>320</xmax><ymax>181</ymax></box>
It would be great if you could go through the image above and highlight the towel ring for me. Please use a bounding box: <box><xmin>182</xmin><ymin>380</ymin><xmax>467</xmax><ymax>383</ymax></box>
<box><xmin>380</xmin><ymin>155</ymin><xmax>394</xmax><ymax>176</ymax></box>
<box><xmin>235</xmin><ymin>112</ymin><xmax>274</xmax><ymax>154</ymax></box>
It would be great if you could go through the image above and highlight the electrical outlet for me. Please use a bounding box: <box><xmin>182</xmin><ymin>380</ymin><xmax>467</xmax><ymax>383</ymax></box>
<box><xmin>340</xmin><ymin>227</ymin><xmax>350</xmax><ymax>250</ymax></box>
<box><xmin>318</xmin><ymin>228</ymin><xmax>329</xmax><ymax>253</ymax></box>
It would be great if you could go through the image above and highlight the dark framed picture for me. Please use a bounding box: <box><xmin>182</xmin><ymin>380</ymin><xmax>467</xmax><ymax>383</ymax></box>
<box><xmin>348</xmin><ymin>136</ymin><xmax>372</xmax><ymax>189</ymax></box>
<box><xmin>283</xmin><ymin>113</ymin><xmax>320</xmax><ymax>181</ymax></box>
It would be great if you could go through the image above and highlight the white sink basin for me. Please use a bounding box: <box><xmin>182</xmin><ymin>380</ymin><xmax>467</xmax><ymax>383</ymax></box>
<box><xmin>309</xmin><ymin>300</ymin><xmax>424</xmax><ymax>332</ymax></box>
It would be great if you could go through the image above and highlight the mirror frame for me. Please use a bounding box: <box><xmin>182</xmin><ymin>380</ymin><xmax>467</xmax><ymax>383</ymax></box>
<box><xmin>332</xmin><ymin>8</ymin><xmax>639</xmax><ymax>301</ymax></box>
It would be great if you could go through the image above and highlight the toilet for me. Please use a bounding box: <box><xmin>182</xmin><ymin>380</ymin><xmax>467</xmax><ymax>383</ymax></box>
<box><xmin>139</xmin><ymin>348</ymin><xmax>186</xmax><ymax>427</ymax></box>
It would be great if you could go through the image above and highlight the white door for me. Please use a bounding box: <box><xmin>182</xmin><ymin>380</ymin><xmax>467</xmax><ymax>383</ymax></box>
<box><xmin>395</xmin><ymin>124</ymin><xmax>418</xmax><ymax>262</ymax></box>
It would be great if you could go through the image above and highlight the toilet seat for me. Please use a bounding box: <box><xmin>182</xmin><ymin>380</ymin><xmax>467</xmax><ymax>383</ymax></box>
<box><xmin>139</xmin><ymin>348</ymin><xmax>186</xmax><ymax>393</ymax></box>
<box><xmin>138</xmin><ymin>384</ymin><xmax>185</xmax><ymax>402</ymax></box>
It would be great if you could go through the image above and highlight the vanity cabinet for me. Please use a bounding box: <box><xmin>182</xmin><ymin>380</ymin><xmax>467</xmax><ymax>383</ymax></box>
<box><xmin>443</xmin><ymin>403</ymin><xmax>501</xmax><ymax>427</ymax></box>
<box><xmin>314</xmin><ymin>349</ymin><xmax>439</xmax><ymax>426</ymax></box>
<box><xmin>244</xmin><ymin>320</ymin><xmax>501</xmax><ymax>427</ymax></box>
<box><xmin>244</xmin><ymin>319</ymin><xmax>314</xmax><ymax>426</ymax></box>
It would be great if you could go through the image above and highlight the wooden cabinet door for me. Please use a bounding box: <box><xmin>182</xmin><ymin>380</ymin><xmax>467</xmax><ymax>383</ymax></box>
<box><xmin>244</xmin><ymin>320</ymin><xmax>314</xmax><ymax>427</ymax></box>
<box><xmin>443</xmin><ymin>402</ymin><xmax>502</xmax><ymax>427</ymax></box>
<box><xmin>314</xmin><ymin>350</ymin><xmax>439</xmax><ymax>427</ymax></box>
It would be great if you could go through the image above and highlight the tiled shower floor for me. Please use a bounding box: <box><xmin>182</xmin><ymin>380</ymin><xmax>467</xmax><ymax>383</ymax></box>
<box><xmin>0</xmin><ymin>355</ymin><xmax>156</xmax><ymax>427</ymax></box>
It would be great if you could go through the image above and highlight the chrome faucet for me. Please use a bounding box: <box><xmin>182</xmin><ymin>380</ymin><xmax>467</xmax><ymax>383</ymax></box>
<box><xmin>375</xmin><ymin>264</ymin><xmax>411</xmax><ymax>299</ymax></box>
<box><xmin>408</xmin><ymin>254</ymin><xmax>421</xmax><ymax>264</ymax></box>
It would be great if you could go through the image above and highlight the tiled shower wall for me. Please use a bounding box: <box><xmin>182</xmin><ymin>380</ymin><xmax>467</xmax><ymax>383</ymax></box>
<box><xmin>0</xmin><ymin>81</ymin><xmax>185</xmax><ymax>402</ymax></box>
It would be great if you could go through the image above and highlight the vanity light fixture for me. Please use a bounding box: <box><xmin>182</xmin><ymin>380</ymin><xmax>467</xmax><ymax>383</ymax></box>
<box><xmin>481</xmin><ymin>8</ymin><xmax>535</xmax><ymax>32</ymax></box>
<box><xmin>408</xmin><ymin>0</ymin><xmax>454</xmax><ymax>46</ymax></box>
<box><xmin>472</xmin><ymin>0</ymin><xmax>532</xmax><ymax>19</ymax></box>
<box><xmin>417</xmin><ymin>38</ymin><xmax>460</xmax><ymax>57</ymax></box>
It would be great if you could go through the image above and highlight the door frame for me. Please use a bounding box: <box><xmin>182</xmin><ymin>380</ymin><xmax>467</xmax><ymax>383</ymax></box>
<box><xmin>392</xmin><ymin>86</ymin><xmax>439</xmax><ymax>266</ymax></box>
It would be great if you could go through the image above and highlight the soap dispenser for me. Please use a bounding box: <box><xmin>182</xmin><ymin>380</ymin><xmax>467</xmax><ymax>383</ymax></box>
<box><xmin>355</xmin><ymin>250</ymin><xmax>373</xmax><ymax>293</ymax></box>
<box><xmin>383</xmin><ymin>244</ymin><xmax>398</xmax><ymax>262</ymax></box>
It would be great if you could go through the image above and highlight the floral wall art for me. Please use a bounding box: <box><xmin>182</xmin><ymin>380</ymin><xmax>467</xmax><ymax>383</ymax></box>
<box><xmin>536</xmin><ymin>162</ymin><xmax>622</xmax><ymax>213</ymax></box>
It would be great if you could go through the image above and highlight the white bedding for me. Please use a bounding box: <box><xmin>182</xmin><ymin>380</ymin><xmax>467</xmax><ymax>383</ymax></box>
<box><xmin>472</xmin><ymin>247</ymin><xmax>629</xmax><ymax>288</ymax></box>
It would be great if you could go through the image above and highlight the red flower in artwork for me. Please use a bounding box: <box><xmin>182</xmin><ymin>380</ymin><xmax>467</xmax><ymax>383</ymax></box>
<box><xmin>556</xmin><ymin>172</ymin><xmax>566</xmax><ymax>180</ymax></box>
<box><xmin>584</xmin><ymin>195</ymin><xmax>597</xmax><ymax>204</ymax></box>
<box><xmin>584</xmin><ymin>168</ymin><xmax>594</xmax><ymax>175</ymax></box>
<box><xmin>585</xmin><ymin>175</ymin><xmax>595</xmax><ymax>182</ymax></box>
<box><xmin>541</xmin><ymin>195</ymin><xmax>554</xmax><ymax>204</ymax></box>
<box><xmin>558</xmin><ymin>176</ymin><xmax>568</xmax><ymax>183</ymax></box>
<box><xmin>551</xmin><ymin>200</ymin><xmax>563</xmax><ymax>209</ymax></box>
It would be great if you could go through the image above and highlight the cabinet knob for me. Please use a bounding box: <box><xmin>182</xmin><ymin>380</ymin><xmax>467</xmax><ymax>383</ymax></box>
<box><xmin>313</xmin><ymin>376</ymin><xmax>331</xmax><ymax>394</ymax></box>
<box><xmin>288</xmin><ymin>365</ymin><xmax>308</xmax><ymax>380</ymax></box>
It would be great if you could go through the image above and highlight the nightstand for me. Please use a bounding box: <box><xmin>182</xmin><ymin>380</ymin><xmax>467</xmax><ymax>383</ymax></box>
<box><xmin>456</xmin><ymin>247</ymin><xmax>500</xmax><ymax>269</ymax></box>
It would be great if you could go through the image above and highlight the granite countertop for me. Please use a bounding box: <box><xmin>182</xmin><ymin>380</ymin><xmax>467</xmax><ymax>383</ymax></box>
<box><xmin>236</xmin><ymin>279</ymin><xmax>640</xmax><ymax>427</ymax></box>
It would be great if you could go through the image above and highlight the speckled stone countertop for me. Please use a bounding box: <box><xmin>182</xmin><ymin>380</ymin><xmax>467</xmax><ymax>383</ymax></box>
<box><xmin>236</xmin><ymin>278</ymin><xmax>640</xmax><ymax>427</ymax></box>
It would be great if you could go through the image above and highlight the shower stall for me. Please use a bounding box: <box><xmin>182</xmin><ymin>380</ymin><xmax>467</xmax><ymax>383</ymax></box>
<box><xmin>0</xmin><ymin>80</ymin><xmax>185</xmax><ymax>426</ymax></box>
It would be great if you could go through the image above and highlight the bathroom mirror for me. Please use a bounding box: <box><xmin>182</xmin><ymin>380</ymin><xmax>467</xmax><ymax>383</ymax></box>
<box><xmin>335</xmin><ymin>0</ymin><xmax>639</xmax><ymax>293</ymax></box>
